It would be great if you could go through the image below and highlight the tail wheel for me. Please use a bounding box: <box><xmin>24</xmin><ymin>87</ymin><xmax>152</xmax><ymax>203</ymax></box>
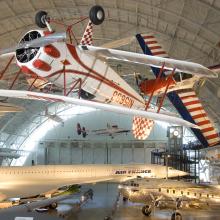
<box><xmin>89</xmin><ymin>5</ymin><xmax>105</xmax><ymax>25</ymax></box>
<box><xmin>171</xmin><ymin>212</ymin><xmax>182</xmax><ymax>220</ymax></box>
<box><xmin>141</xmin><ymin>205</ymin><xmax>152</xmax><ymax>216</ymax></box>
<box><xmin>35</xmin><ymin>11</ymin><xmax>48</xmax><ymax>28</ymax></box>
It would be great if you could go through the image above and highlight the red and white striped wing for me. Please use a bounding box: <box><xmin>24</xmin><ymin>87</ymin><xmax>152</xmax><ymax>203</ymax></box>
<box><xmin>80</xmin><ymin>21</ymin><xmax>93</xmax><ymax>45</ymax></box>
<box><xmin>178</xmin><ymin>89</ymin><xmax>220</xmax><ymax>146</ymax></box>
<box><xmin>132</xmin><ymin>116</ymin><xmax>155</xmax><ymax>140</ymax></box>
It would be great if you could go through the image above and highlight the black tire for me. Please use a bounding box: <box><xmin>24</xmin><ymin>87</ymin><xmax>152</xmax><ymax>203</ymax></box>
<box><xmin>123</xmin><ymin>197</ymin><xmax>128</xmax><ymax>202</ymax></box>
<box><xmin>89</xmin><ymin>5</ymin><xmax>105</xmax><ymax>25</ymax></box>
<box><xmin>49</xmin><ymin>202</ymin><xmax>57</xmax><ymax>209</ymax></box>
<box><xmin>142</xmin><ymin>205</ymin><xmax>151</xmax><ymax>216</ymax></box>
<box><xmin>171</xmin><ymin>212</ymin><xmax>182</xmax><ymax>220</ymax></box>
<box><xmin>35</xmin><ymin>11</ymin><xmax>48</xmax><ymax>28</ymax></box>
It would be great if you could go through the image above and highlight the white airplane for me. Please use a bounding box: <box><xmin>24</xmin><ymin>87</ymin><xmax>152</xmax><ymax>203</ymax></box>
<box><xmin>0</xmin><ymin>164</ymin><xmax>187</xmax><ymax>203</ymax></box>
<box><xmin>119</xmin><ymin>178</ymin><xmax>220</xmax><ymax>220</ymax></box>
<box><xmin>44</xmin><ymin>106</ymin><xmax>64</xmax><ymax>124</ymax></box>
<box><xmin>92</xmin><ymin>123</ymin><xmax>130</xmax><ymax>138</ymax></box>
<box><xmin>76</xmin><ymin>122</ymin><xmax>130</xmax><ymax>138</ymax></box>
<box><xmin>0</xmin><ymin>5</ymin><xmax>216</xmax><ymax>140</ymax></box>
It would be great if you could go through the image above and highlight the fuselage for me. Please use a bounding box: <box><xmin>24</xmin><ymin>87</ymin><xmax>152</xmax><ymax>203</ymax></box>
<box><xmin>119</xmin><ymin>178</ymin><xmax>220</xmax><ymax>207</ymax></box>
<box><xmin>139</xmin><ymin>74</ymin><xmax>201</xmax><ymax>96</ymax></box>
<box><xmin>0</xmin><ymin>164</ymin><xmax>185</xmax><ymax>201</ymax></box>
<box><xmin>17</xmin><ymin>30</ymin><xmax>145</xmax><ymax>110</ymax></box>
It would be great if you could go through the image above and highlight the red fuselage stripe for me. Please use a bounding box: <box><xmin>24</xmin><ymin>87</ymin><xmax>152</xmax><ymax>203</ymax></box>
<box><xmin>66</xmin><ymin>44</ymin><xmax>144</xmax><ymax>104</ymax></box>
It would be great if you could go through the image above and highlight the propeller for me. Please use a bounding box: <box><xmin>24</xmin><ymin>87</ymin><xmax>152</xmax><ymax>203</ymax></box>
<box><xmin>0</xmin><ymin>32</ymin><xmax>67</xmax><ymax>56</ymax></box>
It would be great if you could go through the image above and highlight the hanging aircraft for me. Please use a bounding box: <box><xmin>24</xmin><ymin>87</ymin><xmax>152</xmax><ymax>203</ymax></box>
<box><xmin>44</xmin><ymin>106</ymin><xmax>64</xmax><ymax>124</ymax></box>
<box><xmin>91</xmin><ymin>123</ymin><xmax>130</xmax><ymax>138</ymax></box>
<box><xmin>0</xmin><ymin>5</ymin><xmax>216</xmax><ymax>140</ymax></box>
<box><xmin>119</xmin><ymin>178</ymin><xmax>220</xmax><ymax>220</ymax></box>
<box><xmin>135</xmin><ymin>33</ymin><xmax>220</xmax><ymax>147</ymax></box>
<box><xmin>76</xmin><ymin>122</ymin><xmax>130</xmax><ymax>138</ymax></box>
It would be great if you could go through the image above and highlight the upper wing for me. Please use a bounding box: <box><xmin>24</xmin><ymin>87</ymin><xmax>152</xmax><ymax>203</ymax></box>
<box><xmin>0</xmin><ymin>89</ymin><xmax>199</xmax><ymax>129</ymax></box>
<box><xmin>78</xmin><ymin>45</ymin><xmax>217</xmax><ymax>78</ymax></box>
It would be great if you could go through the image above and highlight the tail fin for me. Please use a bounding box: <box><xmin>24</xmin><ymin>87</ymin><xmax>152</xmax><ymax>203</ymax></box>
<box><xmin>132</xmin><ymin>116</ymin><xmax>154</xmax><ymax>140</ymax></box>
<box><xmin>136</xmin><ymin>33</ymin><xmax>169</xmax><ymax>58</ymax></box>
<box><xmin>80</xmin><ymin>21</ymin><xmax>93</xmax><ymax>45</ymax></box>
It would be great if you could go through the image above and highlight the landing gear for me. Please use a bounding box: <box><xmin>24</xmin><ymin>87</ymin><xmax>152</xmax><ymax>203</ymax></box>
<box><xmin>49</xmin><ymin>202</ymin><xmax>57</xmax><ymax>209</ymax></box>
<box><xmin>122</xmin><ymin>197</ymin><xmax>128</xmax><ymax>202</ymax></box>
<box><xmin>171</xmin><ymin>211</ymin><xmax>182</xmax><ymax>220</ymax></box>
<box><xmin>35</xmin><ymin>11</ymin><xmax>48</xmax><ymax>28</ymax></box>
<box><xmin>142</xmin><ymin>205</ymin><xmax>152</xmax><ymax>216</ymax></box>
<box><xmin>89</xmin><ymin>5</ymin><xmax>105</xmax><ymax>25</ymax></box>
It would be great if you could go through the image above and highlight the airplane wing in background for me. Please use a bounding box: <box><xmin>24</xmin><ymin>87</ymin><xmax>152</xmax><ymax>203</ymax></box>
<box><xmin>0</xmin><ymin>102</ymin><xmax>24</xmax><ymax>118</ymax></box>
<box><xmin>0</xmin><ymin>89</ymin><xmax>199</xmax><ymax>129</ymax></box>
<box><xmin>79</xmin><ymin>45</ymin><xmax>217</xmax><ymax>78</ymax></box>
<box><xmin>136</xmin><ymin>33</ymin><xmax>220</xmax><ymax>147</ymax></box>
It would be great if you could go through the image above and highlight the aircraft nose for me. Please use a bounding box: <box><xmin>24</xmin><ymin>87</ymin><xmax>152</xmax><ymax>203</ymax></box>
<box><xmin>179</xmin><ymin>170</ymin><xmax>188</xmax><ymax>176</ymax></box>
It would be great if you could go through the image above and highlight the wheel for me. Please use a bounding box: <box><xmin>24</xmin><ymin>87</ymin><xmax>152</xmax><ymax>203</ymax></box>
<box><xmin>35</xmin><ymin>11</ymin><xmax>48</xmax><ymax>28</ymax></box>
<box><xmin>123</xmin><ymin>197</ymin><xmax>128</xmax><ymax>202</ymax></box>
<box><xmin>171</xmin><ymin>212</ymin><xmax>182</xmax><ymax>220</ymax></box>
<box><xmin>142</xmin><ymin>205</ymin><xmax>152</xmax><ymax>216</ymax></box>
<box><xmin>49</xmin><ymin>202</ymin><xmax>57</xmax><ymax>209</ymax></box>
<box><xmin>89</xmin><ymin>5</ymin><xmax>105</xmax><ymax>25</ymax></box>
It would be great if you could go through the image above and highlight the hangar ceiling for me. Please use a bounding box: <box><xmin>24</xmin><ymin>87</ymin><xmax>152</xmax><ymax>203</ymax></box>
<box><xmin>0</xmin><ymin>0</ymin><xmax>219</xmax><ymax>153</ymax></box>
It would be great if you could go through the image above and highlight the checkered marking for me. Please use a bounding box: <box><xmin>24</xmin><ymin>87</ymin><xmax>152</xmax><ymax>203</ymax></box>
<box><xmin>178</xmin><ymin>89</ymin><xmax>220</xmax><ymax>146</ymax></box>
<box><xmin>132</xmin><ymin>116</ymin><xmax>154</xmax><ymax>140</ymax></box>
<box><xmin>142</xmin><ymin>34</ymin><xmax>169</xmax><ymax>58</ymax></box>
<box><xmin>80</xmin><ymin>21</ymin><xmax>93</xmax><ymax>45</ymax></box>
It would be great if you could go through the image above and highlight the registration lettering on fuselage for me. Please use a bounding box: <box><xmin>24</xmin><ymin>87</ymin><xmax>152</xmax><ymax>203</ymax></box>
<box><xmin>111</xmin><ymin>90</ymin><xmax>134</xmax><ymax>108</ymax></box>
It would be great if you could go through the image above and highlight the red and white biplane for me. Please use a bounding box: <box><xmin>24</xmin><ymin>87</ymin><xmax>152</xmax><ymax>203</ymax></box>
<box><xmin>0</xmin><ymin>5</ymin><xmax>216</xmax><ymax>140</ymax></box>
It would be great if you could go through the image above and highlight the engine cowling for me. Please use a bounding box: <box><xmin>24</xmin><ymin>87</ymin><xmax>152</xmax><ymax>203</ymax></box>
<box><xmin>16</xmin><ymin>30</ymin><xmax>42</xmax><ymax>64</ymax></box>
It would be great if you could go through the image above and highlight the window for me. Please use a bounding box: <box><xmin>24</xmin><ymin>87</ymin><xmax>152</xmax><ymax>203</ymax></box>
<box><xmin>167</xmin><ymin>189</ymin><xmax>169</xmax><ymax>193</ymax></box>
<box><xmin>187</xmin><ymin>192</ymin><xmax>190</xmax><ymax>195</ymax></box>
<box><xmin>181</xmin><ymin>191</ymin><xmax>183</xmax><ymax>195</ymax></box>
<box><xmin>159</xmin><ymin>188</ymin><xmax>161</xmax><ymax>192</ymax></box>
<box><xmin>173</xmin><ymin>190</ymin><xmax>175</xmax><ymax>194</ymax></box>
<box><xmin>173</xmin><ymin>73</ymin><xmax>181</xmax><ymax>82</ymax></box>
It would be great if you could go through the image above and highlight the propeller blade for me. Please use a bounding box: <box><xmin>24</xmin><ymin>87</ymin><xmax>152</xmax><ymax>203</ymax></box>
<box><xmin>0</xmin><ymin>32</ymin><xmax>66</xmax><ymax>56</ymax></box>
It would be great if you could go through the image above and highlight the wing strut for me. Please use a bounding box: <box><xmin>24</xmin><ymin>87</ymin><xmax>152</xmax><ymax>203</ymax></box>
<box><xmin>145</xmin><ymin>63</ymin><xmax>165</xmax><ymax>110</ymax></box>
<box><xmin>157</xmin><ymin>68</ymin><xmax>176</xmax><ymax>113</ymax></box>
<box><xmin>0</xmin><ymin>55</ymin><xmax>14</xmax><ymax>80</ymax></box>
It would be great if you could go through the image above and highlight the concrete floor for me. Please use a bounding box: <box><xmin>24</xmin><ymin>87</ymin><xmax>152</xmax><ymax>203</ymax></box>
<box><xmin>1</xmin><ymin>183</ymin><xmax>220</xmax><ymax>220</ymax></box>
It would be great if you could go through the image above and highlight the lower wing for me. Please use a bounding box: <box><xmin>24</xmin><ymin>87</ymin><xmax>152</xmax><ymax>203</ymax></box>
<box><xmin>0</xmin><ymin>89</ymin><xmax>199</xmax><ymax>129</ymax></box>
